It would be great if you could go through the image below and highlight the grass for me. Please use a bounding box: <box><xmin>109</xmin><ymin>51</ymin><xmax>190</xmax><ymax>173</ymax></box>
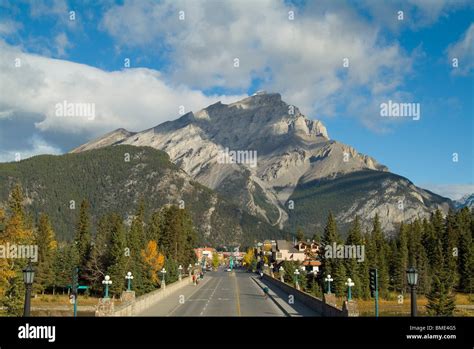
<box><xmin>343</xmin><ymin>292</ymin><xmax>474</xmax><ymax>317</ymax></box>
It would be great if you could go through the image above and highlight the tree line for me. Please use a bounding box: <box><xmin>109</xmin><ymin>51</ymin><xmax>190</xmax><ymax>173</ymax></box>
<box><xmin>0</xmin><ymin>185</ymin><xmax>197</xmax><ymax>315</ymax></box>
<box><xmin>302</xmin><ymin>209</ymin><xmax>473</xmax><ymax>316</ymax></box>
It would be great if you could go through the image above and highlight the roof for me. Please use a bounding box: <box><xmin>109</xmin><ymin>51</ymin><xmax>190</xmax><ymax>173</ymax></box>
<box><xmin>276</xmin><ymin>240</ymin><xmax>299</xmax><ymax>253</ymax></box>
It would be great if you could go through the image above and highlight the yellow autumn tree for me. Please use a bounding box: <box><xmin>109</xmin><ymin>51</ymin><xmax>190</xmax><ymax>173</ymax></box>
<box><xmin>141</xmin><ymin>240</ymin><xmax>165</xmax><ymax>285</ymax></box>
<box><xmin>243</xmin><ymin>248</ymin><xmax>255</xmax><ymax>266</ymax></box>
<box><xmin>0</xmin><ymin>185</ymin><xmax>35</xmax><ymax>315</ymax></box>
<box><xmin>0</xmin><ymin>208</ymin><xmax>15</xmax><ymax>299</ymax></box>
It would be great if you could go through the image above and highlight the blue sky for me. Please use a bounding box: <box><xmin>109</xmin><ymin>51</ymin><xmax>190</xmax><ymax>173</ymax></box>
<box><xmin>0</xmin><ymin>0</ymin><xmax>472</xmax><ymax>199</ymax></box>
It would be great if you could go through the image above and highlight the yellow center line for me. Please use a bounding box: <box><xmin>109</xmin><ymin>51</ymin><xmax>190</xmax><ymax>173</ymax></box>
<box><xmin>233</xmin><ymin>272</ymin><xmax>241</xmax><ymax>316</ymax></box>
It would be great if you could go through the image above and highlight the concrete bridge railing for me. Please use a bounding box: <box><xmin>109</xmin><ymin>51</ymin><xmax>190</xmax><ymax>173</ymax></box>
<box><xmin>262</xmin><ymin>274</ymin><xmax>358</xmax><ymax>317</ymax></box>
<box><xmin>106</xmin><ymin>276</ymin><xmax>190</xmax><ymax>316</ymax></box>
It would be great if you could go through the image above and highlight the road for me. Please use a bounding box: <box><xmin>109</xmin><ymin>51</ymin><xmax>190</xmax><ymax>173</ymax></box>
<box><xmin>138</xmin><ymin>268</ymin><xmax>320</xmax><ymax>316</ymax></box>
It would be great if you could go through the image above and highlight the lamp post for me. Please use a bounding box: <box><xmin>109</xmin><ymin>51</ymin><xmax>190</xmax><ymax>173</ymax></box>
<box><xmin>102</xmin><ymin>275</ymin><xmax>112</xmax><ymax>299</ymax></box>
<box><xmin>125</xmin><ymin>271</ymin><xmax>133</xmax><ymax>291</ymax></box>
<box><xmin>345</xmin><ymin>278</ymin><xmax>355</xmax><ymax>301</ymax></box>
<box><xmin>406</xmin><ymin>267</ymin><xmax>418</xmax><ymax>317</ymax></box>
<box><xmin>161</xmin><ymin>268</ymin><xmax>167</xmax><ymax>289</ymax></box>
<box><xmin>22</xmin><ymin>259</ymin><xmax>35</xmax><ymax>317</ymax></box>
<box><xmin>178</xmin><ymin>265</ymin><xmax>183</xmax><ymax>281</ymax></box>
<box><xmin>294</xmin><ymin>269</ymin><xmax>300</xmax><ymax>290</ymax></box>
<box><xmin>279</xmin><ymin>266</ymin><xmax>285</xmax><ymax>282</ymax></box>
<box><xmin>324</xmin><ymin>274</ymin><xmax>333</xmax><ymax>294</ymax></box>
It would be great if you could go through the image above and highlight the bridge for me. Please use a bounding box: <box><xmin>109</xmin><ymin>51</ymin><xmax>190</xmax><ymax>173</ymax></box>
<box><xmin>136</xmin><ymin>267</ymin><xmax>321</xmax><ymax>317</ymax></box>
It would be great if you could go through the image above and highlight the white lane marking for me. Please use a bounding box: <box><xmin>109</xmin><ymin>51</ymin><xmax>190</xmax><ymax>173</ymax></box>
<box><xmin>200</xmin><ymin>276</ymin><xmax>223</xmax><ymax>316</ymax></box>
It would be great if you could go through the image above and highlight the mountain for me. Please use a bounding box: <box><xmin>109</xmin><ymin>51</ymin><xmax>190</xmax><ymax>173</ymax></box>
<box><xmin>0</xmin><ymin>145</ymin><xmax>283</xmax><ymax>245</ymax></box>
<box><xmin>71</xmin><ymin>92</ymin><xmax>452</xmax><ymax>235</ymax></box>
<box><xmin>454</xmin><ymin>194</ymin><xmax>474</xmax><ymax>209</ymax></box>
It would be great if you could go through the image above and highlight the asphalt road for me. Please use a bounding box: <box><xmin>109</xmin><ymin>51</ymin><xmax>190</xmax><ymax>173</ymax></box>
<box><xmin>138</xmin><ymin>268</ymin><xmax>287</xmax><ymax>316</ymax></box>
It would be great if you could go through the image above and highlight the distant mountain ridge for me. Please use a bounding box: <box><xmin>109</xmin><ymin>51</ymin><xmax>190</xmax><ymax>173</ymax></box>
<box><xmin>70</xmin><ymin>92</ymin><xmax>452</xmax><ymax>235</ymax></box>
<box><xmin>0</xmin><ymin>145</ymin><xmax>283</xmax><ymax>245</ymax></box>
<box><xmin>455</xmin><ymin>193</ymin><xmax>474</xmax><ymax>209</ymax></box>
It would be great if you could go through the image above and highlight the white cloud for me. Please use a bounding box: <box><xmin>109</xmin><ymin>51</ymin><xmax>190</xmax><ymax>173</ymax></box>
<box><xmin>0</xmin><ymin>135</ymin><xmax>62</xmax><ymax>162</ymax></box>
<box><xmin>0</xmin><ymin>19</ymin><xmax>22</xmax><ymax>36</ymax></box>
<box><xmin>0</xmin><ymin>40</ymin><xmax>245</xmax><ymax>140</ymax></box>
<box><xmin>100</xmin><ymin>0</ymin><xmax>415</xmax><ymax>124</ymax></box>
<box><xmin>447</xmin><ymin>23</ymin><xmax>474</xmax><ymax>76</ymax></box>
<box><xmin>419</xmin><ymin>183</ymin><xmax>474</xmax><ymax>200</ymax></box>
<box><xmin>54</xmin><ymin>32</ymin><xmax>72</xmax><ymax>57</ymax></box>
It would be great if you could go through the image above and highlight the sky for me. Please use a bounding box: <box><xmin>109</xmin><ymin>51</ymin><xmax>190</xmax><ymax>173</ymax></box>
<box><xmin>0</xmin><ymin>0</ymin><xmax>472</xmax><ymax>199</ymax></box>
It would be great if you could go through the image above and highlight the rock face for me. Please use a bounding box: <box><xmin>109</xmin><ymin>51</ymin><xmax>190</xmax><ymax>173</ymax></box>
<box><xmin>72</xmin><ymin>92</ymin><xmax>452</xmax><ymax>235</ymax></box>
<box><xmin>455</xmin><ymin>194</ymin><xmax>474</xmax><ymax>209</ymax></box>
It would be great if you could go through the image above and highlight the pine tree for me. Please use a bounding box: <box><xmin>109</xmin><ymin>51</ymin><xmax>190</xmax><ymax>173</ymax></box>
<box><xmin>443</xmin><ymin>209</ymin><xmax>460</xmax><ymax>288</ymax></box>
<box><xmin>53</xmin><ymin>243</ymin><xmax>79</xmax><ymax>293</ymax></box>
<box><xmin>345</xmin><ymin>216</ymin><xmax>364</xmax><ymax>298</ymax></box>
<box><xmin>74</xmin><ymin>200</ymin><xmax>92</xmax><ymax>280</ymax></box>
<box><xmin>370</xmin><ymin>214</ymin><xmax>390</xmax><ymax>299</ymax></box>
<box><xmin>321</xmin><ymin>212</ymin><xmax>339</xmax><ymax>277</ymax></box>
<box><xmin>457</xmin><ymin>208</ymin><xmax>473</xmax><ymax>292</ymax></box>
<box><xmin>409</xmin><ymin>219</ymin><xmax>430</xmax><ymax>294</ymax></box>
<box><xmin>296</xmin><ymin>227</ymin><xmax>305</xmax><ymax>242</ymax></box>
<box><xmin>393</xmin><ymin>222</ymin><xmax>408</xmax><ymax>294</ymax></box>
<box><xmin>332</xmin><ymin>259</ymin><xmax>347</xmax><ymax>297</ymax></box>
<box><xmin>426</xmin><ymin>228</ymin><xmax>456</xmax><ymax>316</ymax></box>
<box><xmin>85</xmin><ymin>214</ymin><xmax>111</xmax><ymax>291</ymax></box>
<box><xmin>127</xmin><ymin>202</ymin><xmax>148</xmax><ymax>294</ymax></box>
<box><xmin>146</xmin><ymin>210</ymin><xmax>162</xmax><ymax>242</ymax></box>
<box><xmin>34</xmin><ymin>213</ymin><xmax>57</xmax><ymax>294</ymax></box>
<box><xmin>105</xmin><ymin>214</ymin><xmax>128</xmax><ymax>296</ymax></box>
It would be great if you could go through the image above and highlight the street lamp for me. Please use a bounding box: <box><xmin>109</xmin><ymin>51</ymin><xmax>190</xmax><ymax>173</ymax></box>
<box><xmin>294</xmin><ymin>269</ymin><xmax>300</xmax><ymax>290</ymax></box>
<box><xmin>279</xmin><ymin>266</ymin><xmax>285</xmax><ymax>282</ymax></box>
<box><xmin>345</xmin><ymin>278</ymin><xmax>355</xmax><ymax>301</ymax></box>
<box><xmin>125</xmin><ymin>271</ymin><xmax>133</xmax><ymax>291</ymax></box>
<box><xmin>22</xmin><ymin>259</ymin><xmax>35</xmax><ymax>317</ymax></box>
<box><xmin>324</xmin><ymin>274</ymin><xmax>333</xmax><ymax>294</ymax></box>
<box><xmin>406</xmin><ymin>267</ymin><xmax>418</xmax><ymax>317</ymax></box>
<box><xmin>102</xmin><ymin>275</ymin><xmax>112</xmax><ymax>299</ymax></box>
<box><xmin>178</xmin><ymin>265</ymin><xmax>183</xmax><ymax>281</ymax></box>
<box><xmin>161</xmin><ymin>268</ymin><xmax>167</xmax><ymax>288</ymax></box>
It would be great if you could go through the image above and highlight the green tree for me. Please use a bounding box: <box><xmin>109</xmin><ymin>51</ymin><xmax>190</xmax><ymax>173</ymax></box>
<box><xmin>105</xmin><ymin>214</ymin><xmax>128</xmax><ymax>296</ymax></box>
<box><xmin>212</xmin><ymin>253</ymin><xmax>220</xmax><ymax>269</ymax></box>
<box><xmin>74</xmin><ymin>200</ymin><xmax>92</xmax><ymax>278</ymax></box>
<box><xmin>370</xmin><ymin>214</ymin><xmax>390</xmax><ymax>299</ymax></box>
<box><xmin>321</xmin><ymin>211</ymin><xmax>339</xmax><ymax>277</ymax></box>
<box><xmin>426</xmin><ymin>225</ymin><xmax>456</xmax><ymax>316</ymax></box>
<box><xmin>345</xmin><ymin>216</ymin><xmax>364</xmax><ymax>298</ymax></box>
<box><xmin>457</xmin><ymin>208</ymin><xmax>473</xmax><ymax>292</ymax></box>
<box><xmin>34</xmin><ymin>213</ymin><xmax>57</xmax><ymax>294</ymax></box>
<box><xmin>296</xmin><ymin>227</ymin><xmax>305</xmax><ymax>242</ymax></box>
<box><xmin>392</xmin><ymin>222</ymin><xmax>409</xmax><ymax>294</ymax></box>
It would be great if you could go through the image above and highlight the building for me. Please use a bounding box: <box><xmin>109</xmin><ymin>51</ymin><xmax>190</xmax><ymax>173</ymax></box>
<box><xmin>273</xmin><ymin>240</ymin><xmax>306</xmax><ymax>262</ymax></box>
<box><xmin>194</xmin><ymin>247</ymin><xmax>216</xmax><ymax>261</ymax></box>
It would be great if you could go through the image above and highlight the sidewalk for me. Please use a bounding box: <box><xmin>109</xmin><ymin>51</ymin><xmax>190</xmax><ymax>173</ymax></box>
<box><xmin>251</xmin><ymin>276</ymin><xmax>320</xmax><ymax>317</ymax></box>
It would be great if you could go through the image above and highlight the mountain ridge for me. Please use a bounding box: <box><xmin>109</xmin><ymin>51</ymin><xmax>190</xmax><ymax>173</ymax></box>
<box><xmin>71</xmin><ymin>92</ymin><xmax>452</xmax><ymax>234</ymax></box>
